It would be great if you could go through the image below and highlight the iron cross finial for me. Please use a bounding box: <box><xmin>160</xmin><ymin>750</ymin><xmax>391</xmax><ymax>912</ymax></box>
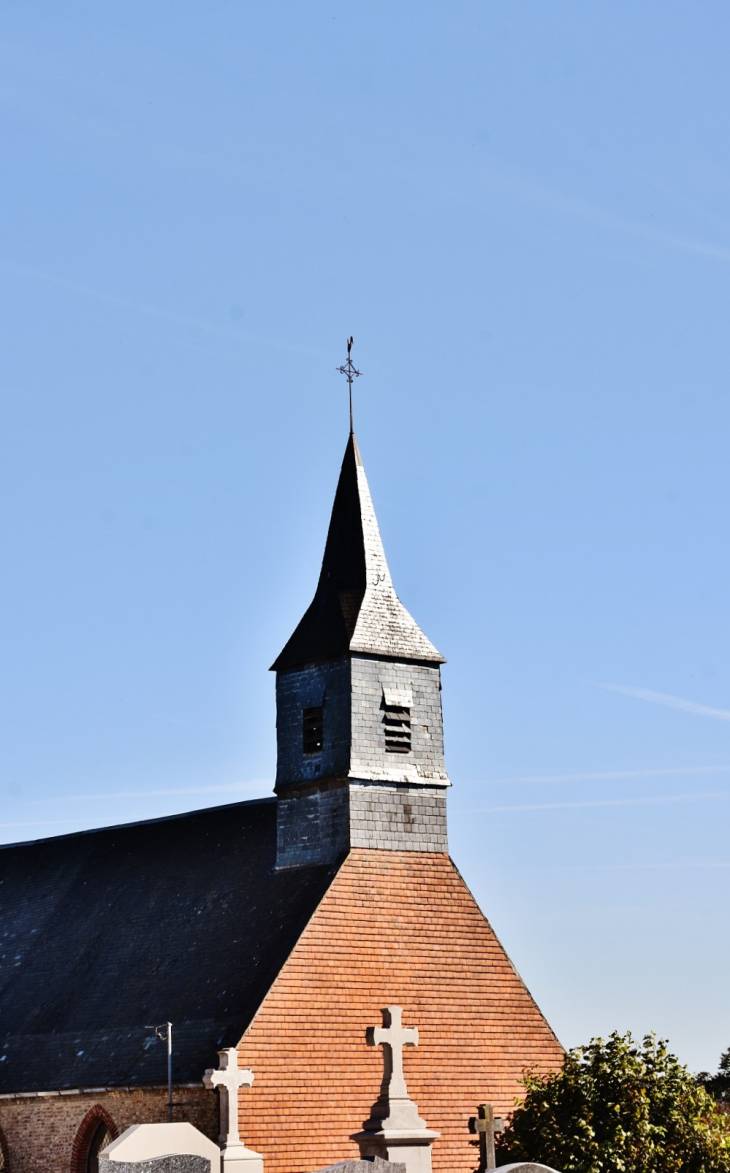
<box><xmin>336</xmin><ymin>336</ymin><xmax>362</xmax><ymax>435</ymax></box>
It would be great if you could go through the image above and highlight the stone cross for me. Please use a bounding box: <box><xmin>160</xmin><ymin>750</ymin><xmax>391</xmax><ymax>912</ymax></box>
<box><xmin>368</xmin><ymin>1005</ymin><xmax>418</xmax><ymax>1101</ymax></box>
<box><xmin>203</xmin><ymin>1048</ymin><xmax>254</xmax><ymax>1148</ymax></box>
<box><xmin>364</xmin><ymin>1005</ymin><xmax>427</xmax><ymax>1132</ymax></box>
<box><xmin>357</xmin><ymin>1006</ymin><xmax>438</xmax><ymax>1173</ymax></box>
<box><xmin>468</xmin><ymin>1103</ymin><xmax>504</xmax><ymax>1172</ymax></box>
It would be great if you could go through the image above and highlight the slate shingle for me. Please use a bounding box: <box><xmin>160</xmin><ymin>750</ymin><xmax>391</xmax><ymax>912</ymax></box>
<box><xmin>270</xmin><ymin>435</ymin><xmax>444</xmax><ymax>671</ymax></box>
<box><xmin>0</xmin><ymin>799</ymin><xmax>340</xmax><ymax>1093</ymax></box>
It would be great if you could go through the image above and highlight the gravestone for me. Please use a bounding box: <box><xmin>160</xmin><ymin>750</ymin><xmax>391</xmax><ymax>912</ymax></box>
<box><xmin>352</xmin><ymin>1006</ymin><xmax>439</xmax><ymax>1173</ymax></box>
<box><xmin>468</xmin><ymin>1102</ymin><xmax>504</xmax><ymax>1171</ymax></box>
<box><xmin>100</xmin><ymin>1158</ymin><xmax>209</xmax><ymax>1173</ymax></box>
<box><xmin>312</xmin><ymin>1161</ymin><xmax>405</xmax><ymax>1173</ymax></box>
<box><xmin>203</xmin><ymin>1048</ymin><xmax>263</xmax><ymax>1173</ymax></box>
<box><xmin>495</xmin><ymin>1165</ymin><xmax>561</xmax><ymax>1173</ymax></box>
<box><xmin>100</xmin><ymin>1122</ymin><xmax>221</xmax><ymax>1173</ymax></box>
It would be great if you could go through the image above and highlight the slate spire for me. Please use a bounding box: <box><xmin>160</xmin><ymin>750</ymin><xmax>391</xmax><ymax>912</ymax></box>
<box><xmin>271</xmin><ymin>434</ymin><xmax>444</xmax><ymax>671</ymax></box>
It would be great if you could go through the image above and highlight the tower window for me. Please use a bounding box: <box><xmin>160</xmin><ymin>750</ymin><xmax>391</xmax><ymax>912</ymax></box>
<box><xmin>383</xmin><ymin>705</ymin><xmax>411</xmax><ymax>753</ymax></box>
<box><xmin>303</xmin><ymin>706</ymin><xmax>324</xmax><ymax>755</ymax></box>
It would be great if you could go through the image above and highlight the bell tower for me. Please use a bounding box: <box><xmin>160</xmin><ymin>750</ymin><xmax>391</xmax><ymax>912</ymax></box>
<box><xmin>271</xmin><ymin>434</ymin><xmax>450</xmax><ymax>868</ymax></box>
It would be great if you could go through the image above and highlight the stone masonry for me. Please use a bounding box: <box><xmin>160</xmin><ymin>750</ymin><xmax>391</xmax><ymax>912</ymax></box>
<box><xmin>0</xmin><ymin>1085</ymin><xmax>217</xmax><ymax>1173</ymax></box>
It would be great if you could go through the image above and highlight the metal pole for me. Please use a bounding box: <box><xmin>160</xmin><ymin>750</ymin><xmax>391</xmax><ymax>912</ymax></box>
<box><xmin>336</xmin><ymin>337</ymin><xmax>362</xmax><ymax>435</ymax></box>
<box><xmin>167</xmin><ymin>1022</ymin><xmax>173</xmax><ymax>1123</ymax></box>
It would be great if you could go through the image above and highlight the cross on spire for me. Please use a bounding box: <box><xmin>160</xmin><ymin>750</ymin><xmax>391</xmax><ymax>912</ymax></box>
<box><xmin>203</xmin><ymin>1047</ymin><xmax>254</xmax><ymax>1148</ymax></box>
<box><xmin>336</xmin><ymin>336</ymin><xmax>362</xmax><ymax>435</ymax></box>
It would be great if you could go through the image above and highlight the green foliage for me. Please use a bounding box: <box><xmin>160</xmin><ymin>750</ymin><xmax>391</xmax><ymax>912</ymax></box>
<box><xmin>698</xmin><ymin>1048</ymin><xmax>730</xmax><ymax>1110</ymax></box>
<box><xmin>496</xmin><ymin>1031</ymin><xmax>730</xmax><ymax>1173</ymax></box>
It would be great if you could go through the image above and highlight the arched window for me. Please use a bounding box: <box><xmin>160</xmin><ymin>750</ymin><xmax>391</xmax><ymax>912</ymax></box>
<box><xmin>70</xmin><ymin>1105</ymin><xmax>118</xmax><ymax>1173</ymax></box>
<box><xmin>0</xmin><ymin>1124</ymin><xmax>9</xmax><ymax>1171</ymax></box>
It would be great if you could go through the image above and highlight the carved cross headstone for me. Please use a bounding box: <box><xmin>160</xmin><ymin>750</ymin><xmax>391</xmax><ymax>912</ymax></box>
<box><xmin>468</xmin><ymin>1103</ymin><xmax>504</xmax><ymax>1172</ymax></box>
<box><xmin>203</xmin><ymin>1048</ymin><xmax>254</xmax><ymax>1149</ymax></box>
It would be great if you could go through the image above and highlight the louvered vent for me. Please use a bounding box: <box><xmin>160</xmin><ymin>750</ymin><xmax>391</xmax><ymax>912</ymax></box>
<box><xmin>302</xmin><ymin>705</ymin><xmax>324</xmax><ymax>755</ymax></box>
<box><xmin>383</xmin><ymin>705</ymin><xmax>411</xmax><ymax>753</ymax></box>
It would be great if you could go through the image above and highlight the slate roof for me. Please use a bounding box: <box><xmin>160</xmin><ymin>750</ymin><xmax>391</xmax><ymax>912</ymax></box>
<box><xmin>0</xmin><ymin>799</ymin><xmax>340</xmax><ymax>1093</ymax></box>
<box><xmin>272</xmin><ymin>434</ymin><xmax>444</xmax><ymax>671</ymax></box>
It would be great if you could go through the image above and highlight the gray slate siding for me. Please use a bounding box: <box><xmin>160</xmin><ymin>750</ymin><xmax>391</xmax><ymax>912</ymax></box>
<box><xmin>276</xmin><ymin>783</ymin><xmax>448</xmax><ymax>867</ymax></box>
<box><xmin>275</xmin><ymin>657</ymin><xmax>449</xmax><ymax>791</ymax></box>
<box><xmin>272</xmin><ymin>435</ymin><xmax>450</xmax><ymax>868</ymax></box>
<box><xmin>275</xmin><ymin>659</ymin><xmax>352</xmax><ymax>787</ymax></box>
<box><xmin>349</xmin><ymin>784</ymin><xmax>448</xmax><ymax>852</ymax></box>
<box><xmin>350</xmin><ymin>658</ymin><xmax>448</xmax><ymax>785</ymax></box>
<box><xmin>272</xmin><ymin>435</ymin><xmax>444</xmax><ymax>672</ymax></box>
<box><xmin>276</xmin><ymin>783</ymin><xmax>351</xmax><ymax>868</ymax></box>
<box><xmin>274</xmin><ymin>653</ymin><xmax>450</xmax><ymax>866</ymax></box>
<box><xmin>346</xmin><ymin>443</ymin><xmax>444</xmax><ymax>663</ymax></box>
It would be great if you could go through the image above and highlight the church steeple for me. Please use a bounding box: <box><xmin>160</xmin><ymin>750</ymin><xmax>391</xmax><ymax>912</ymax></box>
<box><xmin>272</xmin><ymin>434</ymin><xmax>444</xmax><ymax>671</ymax></box>
<box><xmin>272</xmin><ymin>432</ymin><xmax>450</xmax><ymax>870</ymax></box>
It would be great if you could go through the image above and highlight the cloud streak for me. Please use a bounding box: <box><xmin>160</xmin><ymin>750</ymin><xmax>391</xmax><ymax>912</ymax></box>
<box><xmin>521</xmin><ymin>861</ymin><xmax>730</xmax><ymax>872</ymax></box>
<box><xmin>476</xmin><ymin>170</ymin><xmax>730</xmax><ymax>264</ymax></box>
<box><xmin>599</xmin><ymin>685</ymin><xmax>730</xmax><ymax>721</ymax></box>
<box><xmin>469</xmin><ymin>764</ymin><xmax>730</xmax><ymax>786</ymax></box>
<box><xmin>3</xmin><ymin>262</ymin><xmax>323</xmax><ymax>357</ymax></box>
<box><xmin>472</xmin><ymin>790</ymin><xmax>730</xmax><ymax>814</ymax></box>
<box><xmin>0</xmin><ymin>820</ymin><xmax>75</xmax><ymax>830</ymax></box>
<box><xmin>48</xmin><ymin>780</ymin><xmax>272</xmax><ymax>803</ymax></box>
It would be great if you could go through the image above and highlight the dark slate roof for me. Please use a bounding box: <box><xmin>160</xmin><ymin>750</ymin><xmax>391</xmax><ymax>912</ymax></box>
<box><xmin>0</xmin><ymin>799</ymin><xmax>340</xmax><ymax>1093</ymax></box>
<box><xmin>271</xmin><ymin>434</ymin><xmax>444</xmax><ymax>672</ymax></box>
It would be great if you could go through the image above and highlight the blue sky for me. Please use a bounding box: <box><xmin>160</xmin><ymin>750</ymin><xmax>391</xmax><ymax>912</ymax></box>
<box><xmin>1</xmin><ymin>1</ymin><xmax>729</xmax><ymax>1072</ymax></box>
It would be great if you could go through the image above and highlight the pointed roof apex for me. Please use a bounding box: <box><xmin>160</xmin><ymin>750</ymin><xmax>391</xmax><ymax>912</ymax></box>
<box><xmin>271</xmin><ymin>434</ymin><xmax>445</xmax><ymax>671</ymax></box>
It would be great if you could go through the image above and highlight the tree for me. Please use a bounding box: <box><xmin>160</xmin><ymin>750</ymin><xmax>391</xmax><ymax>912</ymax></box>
<box><xmin>495</xmin><ymin>1031</ymin><xmax>730</xmax><ymax>1173</ymax></box>
<box><xmin>698</xmin><ymin>1048</ymin><xmax>730</xmax><ymax>1111</ymax></box>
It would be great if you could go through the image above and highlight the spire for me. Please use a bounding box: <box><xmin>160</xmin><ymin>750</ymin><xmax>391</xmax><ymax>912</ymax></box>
<box><xmin>271</xmin><ymin>435</ymin><xmax>444</xmax><ymax>671</ymax></box>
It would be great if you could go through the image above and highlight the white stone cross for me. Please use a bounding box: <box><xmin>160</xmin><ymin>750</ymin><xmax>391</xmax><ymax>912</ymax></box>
<box><xmin>203</xmin><ymin>1048</ymin><xmax>254</xmax><ymax>1148</ymax></box>
<box><xmin>368</xmin><ymin>1005</ymin><xmax>419</xmax><ymax>1103</ymax></box>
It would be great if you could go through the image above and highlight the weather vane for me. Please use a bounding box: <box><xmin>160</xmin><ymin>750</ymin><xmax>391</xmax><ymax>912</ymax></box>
<box><xmin>336</xmin><ymin>336</ymin><xmax>362</xmax><ymax>435</ymax></box>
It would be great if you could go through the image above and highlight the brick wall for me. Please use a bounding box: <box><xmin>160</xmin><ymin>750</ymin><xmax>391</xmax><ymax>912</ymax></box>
<box><xmin>238</xmin><ymin>849</ymin><xmax>563</xmax><ymax>1173</ymax></box>
<box><xmin>0</xmin><ymin>1085</ymin><xmax>217</xmax><ymax>1173</ymax></box>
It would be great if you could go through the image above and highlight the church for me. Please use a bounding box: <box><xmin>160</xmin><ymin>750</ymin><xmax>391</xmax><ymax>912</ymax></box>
<box><xmin>0</xmin><ymin>431</ymin><xmax>563</xmax><ymax>1173</ymax></box>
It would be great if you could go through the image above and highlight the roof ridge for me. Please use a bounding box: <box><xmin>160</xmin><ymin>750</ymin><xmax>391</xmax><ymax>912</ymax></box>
<box><xmin>0</xmin><ymin>795</ymin><xmax>276</xmax><ymax>852</ymax></box>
